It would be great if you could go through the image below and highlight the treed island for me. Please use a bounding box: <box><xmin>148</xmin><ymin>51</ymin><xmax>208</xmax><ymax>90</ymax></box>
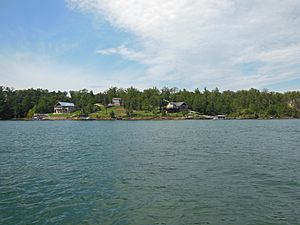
<box><xmin>0</xmin><ymin>86</ymin><xmax>299</xmax><ymax>120</ymax></box>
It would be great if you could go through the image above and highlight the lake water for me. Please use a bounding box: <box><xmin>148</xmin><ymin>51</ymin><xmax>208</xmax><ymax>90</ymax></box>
<box><xmin>0</xmin><ymin>120</ymin><xmax>299</xmax><ymax>225</ymax></box>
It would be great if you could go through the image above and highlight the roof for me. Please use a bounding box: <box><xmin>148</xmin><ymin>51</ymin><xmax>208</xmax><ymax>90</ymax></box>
<box><xmin>169</xmin><ymin>102</ymin><xmax>186</xmax><ymax>107</ymax></box>
<box><xmin>166</xmin><ymin>102</ymin><xmax>187</xmax><ymax>109</ymax></box>
<box><xmin>56</xmin><ymin>102</ymin><xmax>75</xmax><ymax>107</ymax></box>
<box><xmin>174</xmin><ymin>102</ymin><xmax>186</xmax><ymax>107</ymax></box>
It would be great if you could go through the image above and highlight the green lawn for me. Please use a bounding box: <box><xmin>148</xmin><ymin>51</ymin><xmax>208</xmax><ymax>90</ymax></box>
<box><xmin>166</xmin><ymin>112</ymin><xmax>186</xmax><ymax>117</ymax></box>
<box><xmin>48</xmin><ymin>106</ymin><xmax>188</xmax><ymax>119</ymax></box>
<box><xmin>132</xmin><ymin>110</ymin><xmax>157</xmax><ymax>117</ymax></box>
<box><xmin>90</xmin><ymin>106</ymin><xmax>127</xmax><ymax>118</ymax></box>
<box><xmin>48</xmin><ymin>110</ymin><xmax>81</xmax><ymax>118</ymax></box>
<box><xmin>90</xmin><ymin>106</ymin><xmax>184</xmax><ymax>118</ymax></box>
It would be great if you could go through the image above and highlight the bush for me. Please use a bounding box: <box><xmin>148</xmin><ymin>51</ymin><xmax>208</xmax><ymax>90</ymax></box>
<box><xmin>27</xmin><ymin>106</ymin><xmax>36</xmax><ymax>118</ymax></box>
<box><xmin>110</xmin><ymin>110</ymin><xmax>115</xmax><ymax>118</ymax></box>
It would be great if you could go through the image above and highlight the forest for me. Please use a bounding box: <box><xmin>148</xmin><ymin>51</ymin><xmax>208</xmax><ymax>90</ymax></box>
<box><xmin>0</xmin><ymin>86</ymin><xmax>299</xmax><ymax>119</ymax></box>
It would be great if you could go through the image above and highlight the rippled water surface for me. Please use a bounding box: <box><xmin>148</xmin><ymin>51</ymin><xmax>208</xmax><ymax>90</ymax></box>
<box><xmin>1</xmin><ymin>120</ymin><xmax>300</xmax><ymax>224</ymax></box>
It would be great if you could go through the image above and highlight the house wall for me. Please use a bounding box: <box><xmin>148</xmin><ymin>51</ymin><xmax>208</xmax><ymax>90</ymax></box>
<box><xmin>54</xmin><ymin>106</ymin><xmax>76</xmax><ymax>114</ymax></box>
<box><xmin>112</xmin><ymin>99</ymin><xmax>121</xmax><ymax>106</ymax></box>
<box><xmin>166</xmin><ymin>103</ymin><xmax>188</xmax><ymax>112</ymax></box>
<box><xmin>179</xmin><ymin>104</ymin><xmax>189</xmax><ymax>110</ymax></box>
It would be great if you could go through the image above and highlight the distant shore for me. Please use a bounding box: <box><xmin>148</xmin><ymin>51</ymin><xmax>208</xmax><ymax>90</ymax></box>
<box><xmin>1</xmin><ymin>87</ymin><xmax>299</xmax><ymax>120</ymax></box>
<box><xmin>9</xmin><ymin>116</ymin><xmax>300</xmax><ymax>121</ymax></box>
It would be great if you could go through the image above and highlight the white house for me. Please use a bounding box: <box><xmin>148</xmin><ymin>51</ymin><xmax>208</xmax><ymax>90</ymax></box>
<box><xmin>112</xmin><ymin>98</ymin><xmax>121</xmax><ymax>106</ymax></box>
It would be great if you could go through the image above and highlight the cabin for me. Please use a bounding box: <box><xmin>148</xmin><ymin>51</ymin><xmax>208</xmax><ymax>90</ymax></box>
<box><xmin>54</xmin><ymin>102</ymin><xmax>76</xmax><ymax>114</ymax></box>
<box><xmin>112</xmin><ymin>98</ymin><xmax>121</xmax><ymax>106</ymax></box>
<box><xmin>108</xmin><ymin>98</ymin><xmax>122</xmax><ymax>107</ymax></box>
<box><xmin>165</xmin><ymin>102</ymin><xmax>188</xmax><ymax>112</ymax></box>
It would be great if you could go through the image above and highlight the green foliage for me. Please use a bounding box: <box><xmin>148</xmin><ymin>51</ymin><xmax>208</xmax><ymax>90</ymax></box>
<box><xmin>0</xmin><ymin>86</ymin><xmax>299</xmax><ymax>119</ymax></box>
<box><xmin>110</xmin><ymin>110</ymin><xmax>115</xmax><ymax>118</ymax></box>
<box><xmin>70</xmin><ymin>89</ymin><xmax>96</xmax><ymax>113</ymax></box>
<box><xmin>48</xmin><ymin>111</ymin><xmax>80</xmax><ymax>118</ymax></box>
<box><xmin>27</xmin><ymin>106</ymin><xmax>36</xmax><ymax>118</ymax></box>
<box><xmin>0</xmin><ymin>86</ymin><xmax>14</xmax><ymax>119</ymax></box>
<box><xmin>131</xmin><ymin>110</ymin><xmax>156</xmax><ymax>117</ymax></box>
<box><xmin>126</xmin><ymin>109</ymin><xmax>133</xmax><ymax>117</ymax></box>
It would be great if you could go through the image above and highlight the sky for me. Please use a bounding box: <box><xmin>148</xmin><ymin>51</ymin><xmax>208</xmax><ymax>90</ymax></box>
<box><xmin>0</xmin><ymin>0</ymin><xmax>300</xmax><ymax>92</ymax></box>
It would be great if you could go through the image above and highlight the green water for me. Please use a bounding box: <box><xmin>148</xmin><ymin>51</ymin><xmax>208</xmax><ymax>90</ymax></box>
<box><xmin>0</xmin><ymin>120</ymin><xmax>299</xmax><ymax>224</ymax></box>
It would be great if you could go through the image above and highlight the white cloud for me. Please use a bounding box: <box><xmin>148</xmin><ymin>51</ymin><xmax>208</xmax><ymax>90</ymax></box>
<box><xmin>96</xmin><ymin>45</ymin><xmax>146</xmax><ymax>62</ymax></box>
<box><xmin>68</xmin><ymin>0</ymin><xmax>300</xmax><ymax>90</ymax></box>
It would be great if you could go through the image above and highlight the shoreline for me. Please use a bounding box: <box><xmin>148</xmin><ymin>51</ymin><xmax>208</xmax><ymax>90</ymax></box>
<box><xmin>6</xmin><ymin>116</ymin><xmax>300</xmax><ymax>121</ymax></box>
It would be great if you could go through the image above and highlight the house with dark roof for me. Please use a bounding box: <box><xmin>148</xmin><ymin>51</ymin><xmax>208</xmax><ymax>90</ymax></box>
<box><xmin>165</xmin><ymin>102</ymin><xmax>188</xmax><ymax>112</ymax></box>
<box><xmin>54</xmin><ymin>102</ymin><xmax>76</xmax><ymax>114</ymax></box>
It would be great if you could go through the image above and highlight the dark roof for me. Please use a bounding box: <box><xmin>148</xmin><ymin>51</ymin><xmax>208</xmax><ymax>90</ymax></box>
<box><xmin>170</xmin><ymin>102</ymin><xmax>186</xmax><ymax>107</ymax></box>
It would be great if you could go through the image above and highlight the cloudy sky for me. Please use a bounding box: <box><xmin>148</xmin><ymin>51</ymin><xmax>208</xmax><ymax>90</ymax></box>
<box><xmin>0</xmin><ymin>0</ymin><xmax>300</xmax><ymax>92</ymax></box>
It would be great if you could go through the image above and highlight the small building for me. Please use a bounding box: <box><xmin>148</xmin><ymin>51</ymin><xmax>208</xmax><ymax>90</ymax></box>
<box><xmin>112</xmin><ymin>98</ymin><xmax>121</xmax><ymax>106</ymax></box>
<box><xmin>108</xmin><ymin>98</ymin><xmax>121</xmax><ymax>107</ymax></box>
<box><xmin>54</xmin><ymin>102</ymin><xmax>76</xmax><ymax>114</ymax></box>
<box><xmin>165</xmin><ymin>102</ymin><xmax>188</xmax><ymax>112</ymax></box>
<box><xmin>213</xmin><ymin>115</ymin><xmax>226</xmax><ymax>120</ymax></box>
<box><xmin>32</xmin><ymin>114</ymin><xmax>49</xmax><ymax>120</ymax></box>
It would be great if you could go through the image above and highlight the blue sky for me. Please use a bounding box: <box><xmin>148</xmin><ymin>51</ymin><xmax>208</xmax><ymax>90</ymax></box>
<box><xmin>0</xmin><ymin>0</ymin><xmax>299</xmax><ymax>92</ymax></box>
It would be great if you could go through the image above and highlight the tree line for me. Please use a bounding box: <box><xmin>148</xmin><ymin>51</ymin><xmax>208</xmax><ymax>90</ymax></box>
<box><xmin>0</xmin><ymin>86</ymin><xmax>299</xmax><ymax>119</ymax></box>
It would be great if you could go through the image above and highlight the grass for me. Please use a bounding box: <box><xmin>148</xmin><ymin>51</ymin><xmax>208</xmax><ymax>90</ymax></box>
<box><xmin>90</xmin><ymin>106</ymin><xmax>161</xmax><ymax>118</ymax></box>
<box><xmin>90</xmin><ymin>106</ymin><xmax>127</xmax><ymax>118</ymax></box>
<box><xmin>48</xmin><ymin>111</ymin><xmax>81</xmax><ymax>118</ymax></box>
<box><xmin>48</xmin><ymin>106</ymin><xmax>188</xmax><ymax>119</ymax></box>
<box><xmin>90</xmin><ymin>106</ymin><xmax>184</xmax><ymax>118</ymax></box>
<box><xmin>166</xmin><ymin>112</ymin><xmax>186</xmax><ymax>117</ymax></box>
<box><xmin>132</xmin><ymin>110</ymin><xmax>158</xmax><ymax>117</ymax></box>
